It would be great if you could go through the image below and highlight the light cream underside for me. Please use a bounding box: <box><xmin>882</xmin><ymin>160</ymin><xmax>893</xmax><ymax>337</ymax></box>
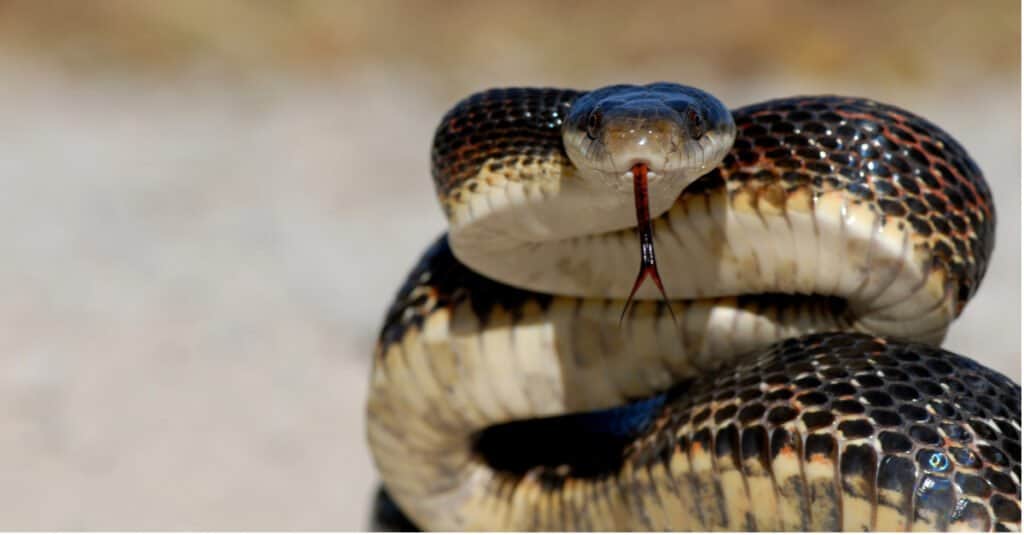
<box><xmin>368</xmin><ymin>156</ymin><xmax>954</xmax><ymax>530</ymax></box>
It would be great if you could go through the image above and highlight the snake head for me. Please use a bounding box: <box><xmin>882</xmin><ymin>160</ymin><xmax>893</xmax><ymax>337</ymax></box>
<box><xmin>562</xmin><ymin>82</ymin><xmax>736</xmax><ymax>194</ymax></box>
<box><xmin>562</xmin><ymin>83</ymin><xmax>736</xmax><ymax>317</ymax></box>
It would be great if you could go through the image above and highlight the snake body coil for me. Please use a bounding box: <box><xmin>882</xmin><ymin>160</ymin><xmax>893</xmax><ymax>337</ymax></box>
<box><xmin>366</xmin><ymin>84</ymin><xmax>1019</xmax><ymax>531</ymax></box>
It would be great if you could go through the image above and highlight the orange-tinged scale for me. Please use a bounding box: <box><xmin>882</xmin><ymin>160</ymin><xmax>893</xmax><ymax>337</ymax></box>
<box><xmin>808</xmin><ymin>452</ymin><xmax>832</xmax><ymax>464</ymax></box>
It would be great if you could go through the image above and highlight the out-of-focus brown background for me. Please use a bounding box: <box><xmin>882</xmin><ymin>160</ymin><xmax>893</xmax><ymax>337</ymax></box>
<box><xmin>0</xmin><ymin>0</ymin><xmax>1018</xmax><ymax>529</ymax></box>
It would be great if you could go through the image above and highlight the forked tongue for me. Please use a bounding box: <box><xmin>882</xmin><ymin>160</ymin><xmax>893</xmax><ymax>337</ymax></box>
<box><xmin>620</xmin><ymin>162</ymin><xmax>677</xmax><ymax>324</ymax></box>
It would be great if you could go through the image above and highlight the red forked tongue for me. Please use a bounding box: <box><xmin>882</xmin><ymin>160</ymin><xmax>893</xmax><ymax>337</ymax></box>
<box><xmin>620</xmin><ymin>162</ymin><xmax>677</xmax><ymax>325</ymax></box>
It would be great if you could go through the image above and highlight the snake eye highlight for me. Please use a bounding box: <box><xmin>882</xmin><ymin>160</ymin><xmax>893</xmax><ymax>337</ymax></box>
<box><xmin>586</xmin><ymin>109</ymin><xmax>603</xmax><ymax>139</ymax></box>
<box><xmin>686</xmin><ymin>108</ymin><xmax>706</xmax><ymax>140</ymax></box>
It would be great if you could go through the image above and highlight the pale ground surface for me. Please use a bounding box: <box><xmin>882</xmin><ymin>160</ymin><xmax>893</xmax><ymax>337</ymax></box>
<box><xmin>0</xmin><ymin>1</ymin><xmax>1018</xmax><ymax>530</ymax></box>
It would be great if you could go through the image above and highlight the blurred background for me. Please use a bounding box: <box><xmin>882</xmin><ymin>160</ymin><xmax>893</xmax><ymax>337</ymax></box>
<box><xmin>0</xmin><ymin>0</ymin><xmax>1018</xmax><ymax>529</ymax></box>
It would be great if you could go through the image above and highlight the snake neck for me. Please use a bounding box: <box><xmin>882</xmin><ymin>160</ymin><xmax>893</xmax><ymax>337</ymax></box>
<box><xmin>446</xmin><ymin>164</ymin><xmax>955</xmax><ymax>348</ymax></box>
<box><xmin>446</xmin><ymin>160</ymin><xmax>686</xmax><ymax>293</ymax></box>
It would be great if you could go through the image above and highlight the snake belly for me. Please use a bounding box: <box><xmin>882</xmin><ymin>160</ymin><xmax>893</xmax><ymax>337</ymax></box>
<box><xmin>366</xmin><ymin>88</ymin><xmax>1020</xmax><ymax>531</ymax></box>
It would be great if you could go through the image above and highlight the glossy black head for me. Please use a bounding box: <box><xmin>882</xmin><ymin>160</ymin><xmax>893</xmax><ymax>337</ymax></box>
<box><xmin>562</xmin><ymin>82</ymin><xmax>735</xmax><ymax>190</ymax></box>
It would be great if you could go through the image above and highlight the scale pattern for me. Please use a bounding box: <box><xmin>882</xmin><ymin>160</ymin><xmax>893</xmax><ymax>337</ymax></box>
<box><xmin>369</xmin><ymin>89</ymin><xmax>1015</xmax><ymax>531</ymax></box>
<box><xmin>710</xmin><ymin>96</ymin><xmax>995</xmax><ymax>313</ymax></box>
<box><xmin>414</xmin><ymin>92</ymin><xmax>995</xmax><ymax>348</ymax></box>
<box><xmin>370</xmin><ymin>333</ymin><xmax>1021</xmax><ymax>531</ymax></box>
<box><xmin>430</xmin><ymin>88</ymin><xmax>580</xmax><ymax>204</ymax></box>
<box><xmin>622</xmin><ymin>332</ymin><xmax>1021</xmax><ymax>531</ymax></box>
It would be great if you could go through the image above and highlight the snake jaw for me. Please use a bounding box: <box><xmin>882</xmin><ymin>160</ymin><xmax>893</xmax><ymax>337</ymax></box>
<box><xmin>620</xmin><ymin>162</ymin><xmax>677</xmax><ymax>325</ymax></box>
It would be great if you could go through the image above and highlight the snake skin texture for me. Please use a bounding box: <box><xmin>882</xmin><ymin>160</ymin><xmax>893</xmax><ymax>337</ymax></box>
<box><xmin>717</xmin><ymin>96</ymin><xmax>994</xmax><ymax>314</ymax></box>
<box><xmin>431</xmin><ymin>91</ymin><xmax>993</xmax><ymax>314</ymax></box>
<box><xmin>432</xmin><ymin>88</ymin><xmax>581</xmax><ymax>200</ymax></box>
<box><xmin>367</xmin><ymin>88</ymin><xmax>1018</xmax><ymax>531</ymax></box>
<box><xmin>612</xmin><ymin>332</ymin><xmax>1021</xmax><ymax>531</ymax></box>
<box><xmin>370</xmin><ymin>333</ymin><xmax>1020</xmax><ymax>531</ymax></box>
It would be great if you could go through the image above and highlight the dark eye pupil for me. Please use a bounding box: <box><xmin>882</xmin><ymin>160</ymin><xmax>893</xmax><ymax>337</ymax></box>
<box><xmin>586</xmin><ymin>110</ymin><xmax>602</xmax><ymax>138</ymax></box>
<box><xmin>687</xmin><ymin>108</ymin><xmax>705</xmax><ymax>139</ymax></box>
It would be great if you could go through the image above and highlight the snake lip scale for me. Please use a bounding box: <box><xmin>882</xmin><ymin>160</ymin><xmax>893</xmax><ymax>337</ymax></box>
<box><xmin>366</xmin><ymin>83</ymin><xmax>1019</xmax><ymax>531</ymax></box>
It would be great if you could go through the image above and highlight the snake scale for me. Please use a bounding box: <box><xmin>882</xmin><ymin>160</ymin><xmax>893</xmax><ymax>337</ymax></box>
<box><xmin>365</xmin><ymin>83</ymin><xmax>1021</xmax><ymax>531</ymax></box>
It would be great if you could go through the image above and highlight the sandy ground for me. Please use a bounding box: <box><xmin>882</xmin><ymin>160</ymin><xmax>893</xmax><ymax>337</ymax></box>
<box><xmin>0</xmin><ymin>3</ymin><xmax>1018</xmax><ymax>529</ymax></box>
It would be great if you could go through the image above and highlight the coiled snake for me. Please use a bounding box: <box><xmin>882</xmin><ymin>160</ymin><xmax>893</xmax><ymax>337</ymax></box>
<box><xmin>366</xmin><ymin>83</ymin><xmax>1021</xmax><ymax>531</ymax></box>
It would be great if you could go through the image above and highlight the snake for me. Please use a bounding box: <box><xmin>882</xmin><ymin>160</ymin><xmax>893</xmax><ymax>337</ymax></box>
<box><xmin>365</xmin><ymin>83</ymin><xmax>1020</xmax><ymax>531</ymax></box>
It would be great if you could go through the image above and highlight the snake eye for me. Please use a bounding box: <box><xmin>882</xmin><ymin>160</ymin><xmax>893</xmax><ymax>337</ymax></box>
<box><xmin>686</xmin><ymin>108</ymin><xmax>706</xmax><ymax>140</ymax></box>
<box><xmin>585</xmin><ymin>109</ymin><xmax>603</xmax><ymax>139</ymax></box>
